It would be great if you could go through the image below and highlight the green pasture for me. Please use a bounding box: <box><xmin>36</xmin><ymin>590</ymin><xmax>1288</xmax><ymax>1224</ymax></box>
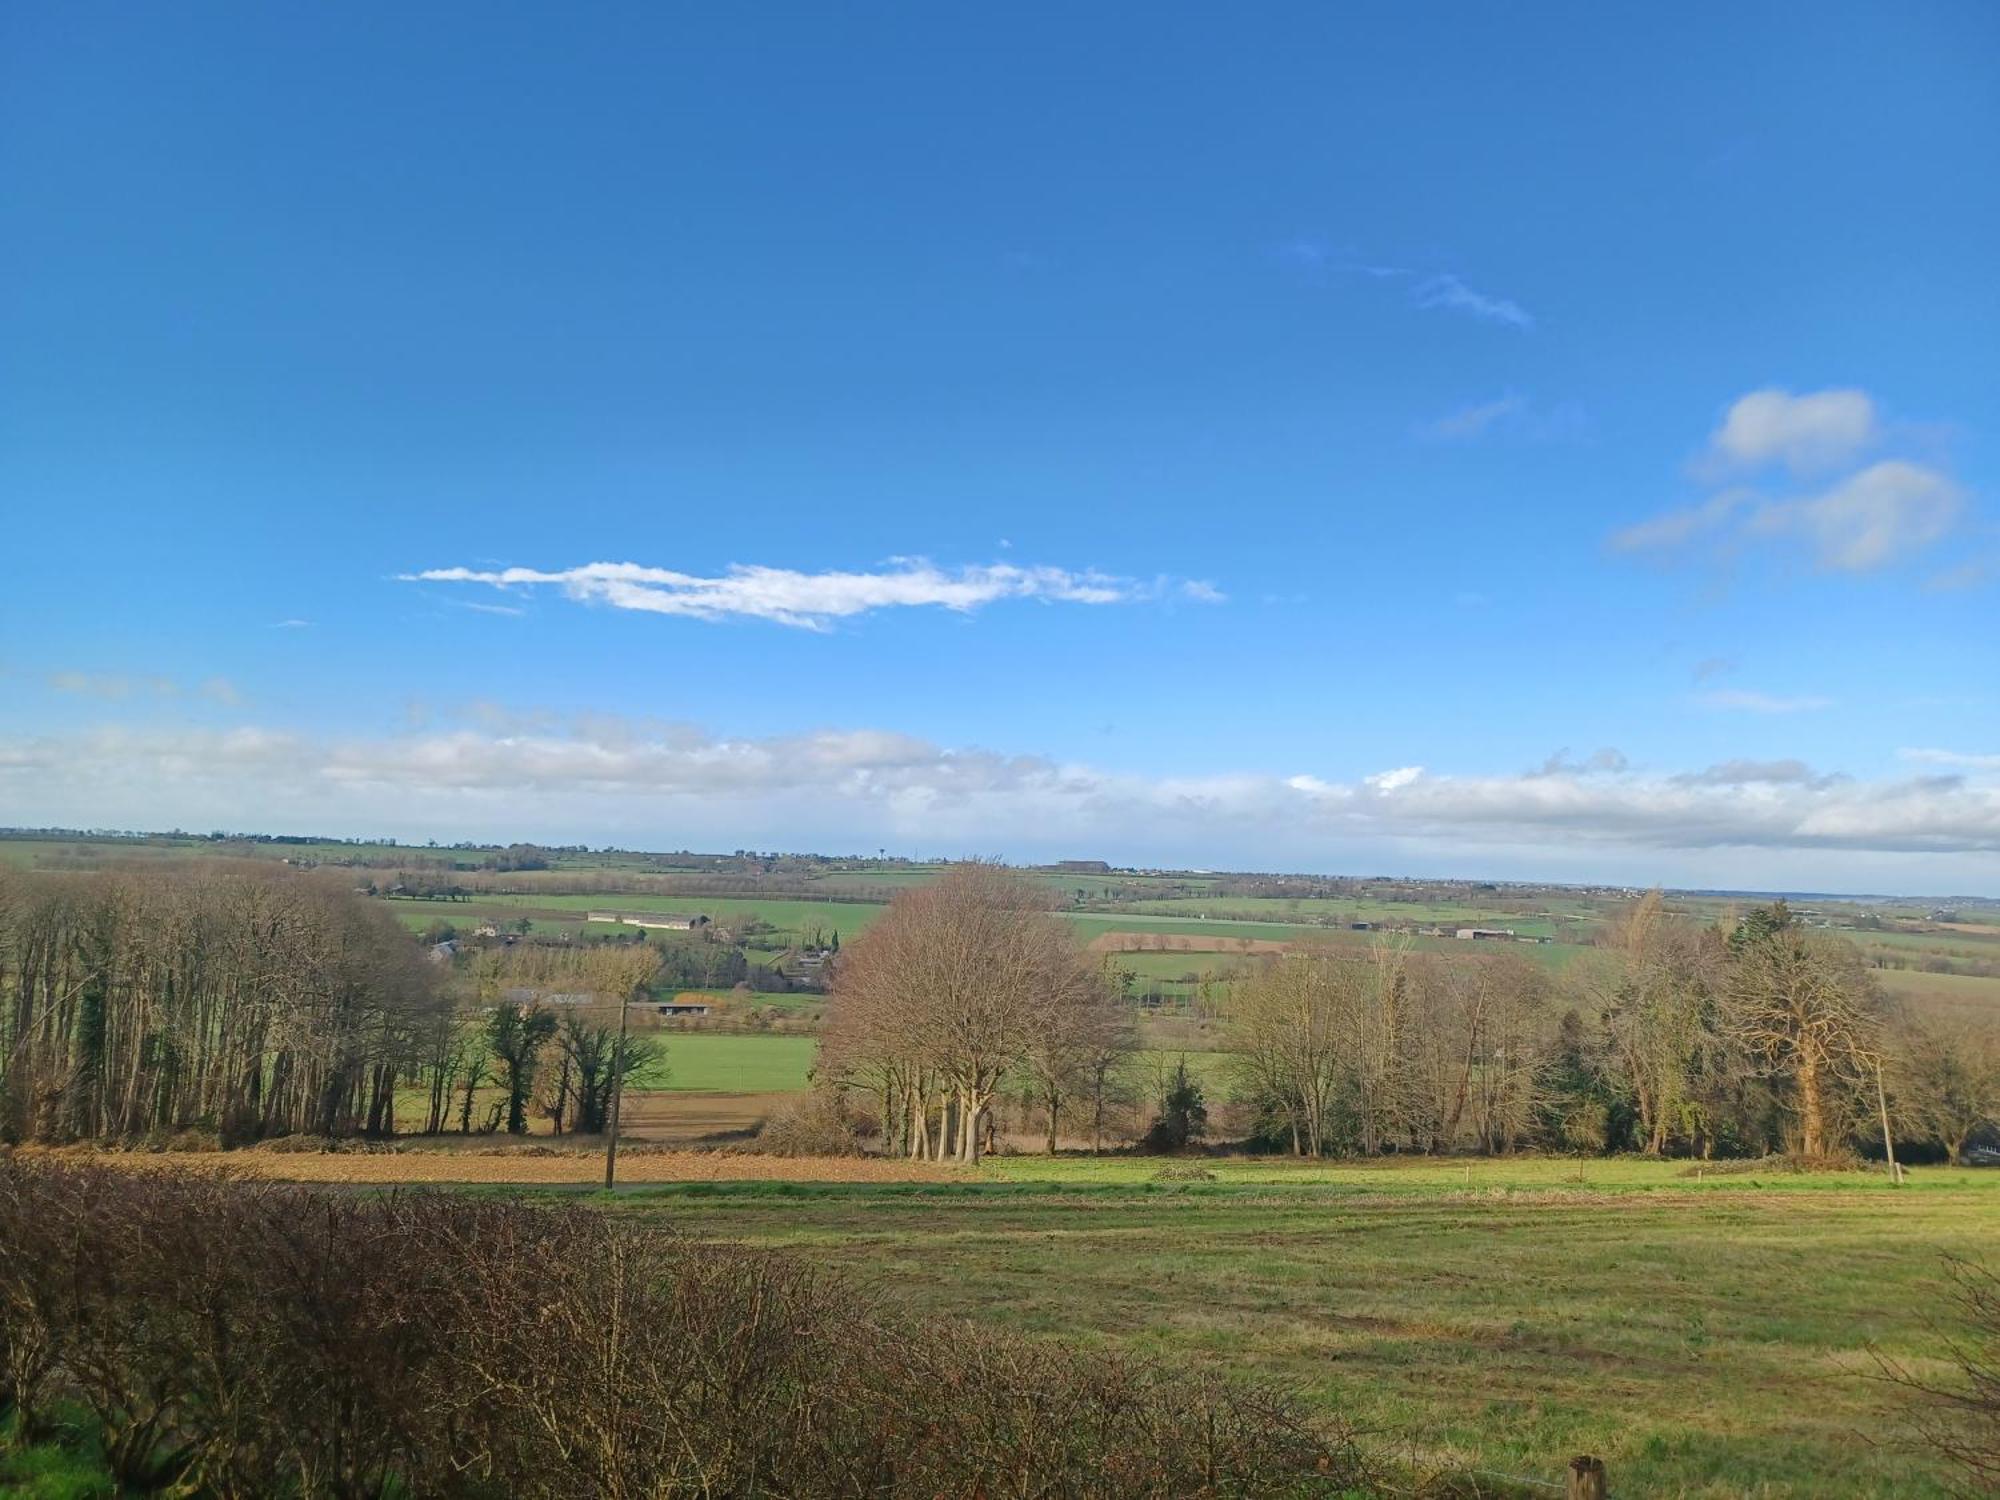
<box><xmin>628</xmin><ymin>1033</ymin><xmax>817</xmax><ymax>1093</ymax></box>
<box><xmin>613</xmin><ymin>1160</ymin><xmax>1999</xmax><ymax>1498</ymax></box>
<box><xmin>1874</xmin><ymin>966</ymin><xmax>2000</xmax><ymax>1016</ymax></box>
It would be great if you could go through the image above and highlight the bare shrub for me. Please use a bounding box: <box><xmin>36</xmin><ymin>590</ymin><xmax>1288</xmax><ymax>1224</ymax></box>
<box><xmin>0</xmin><ymin>1156</ymin><xmax>1374</xmax><ymax>1498</ymax></box>
<box><xmin>1879</xmin><ymin>1256</ymin><xmax>2000</xmax><ymax>1495</ymax></box>
<box><xmin>747</xmin><ymin>1087</ymin><xmax>865</xmax><ymax>1157</ymax></box>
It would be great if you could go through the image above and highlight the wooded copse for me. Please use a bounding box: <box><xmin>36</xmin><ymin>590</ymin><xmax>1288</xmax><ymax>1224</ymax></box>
<box><xmin>0</xmin><ymin>863</ymin><xmax>444</xmax><ymax>1143</ymax></box>
<box><xmin>0</xmin><ymin>863</ymin><xmax>670</xmax><ymax>1146</ymax></box>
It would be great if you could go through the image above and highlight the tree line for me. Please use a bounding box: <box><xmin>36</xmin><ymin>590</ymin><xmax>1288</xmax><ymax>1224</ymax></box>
<box><xmin>822</xmin><ymin>874</ymin><xmax>2000</xmax><ymax>1163</ymax></box>
<box><xmin>1236</xmin><ymin>896</ymin><xmax>1998</xmax><ymax>1160</ymax></box>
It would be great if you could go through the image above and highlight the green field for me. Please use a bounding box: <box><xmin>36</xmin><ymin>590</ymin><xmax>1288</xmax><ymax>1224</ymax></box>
<box><xmin>1876</xmin><ymin>966</ymin><xmax>2000</xmax><ymax>1017</ymax></box>
<box><xmin>632</xmin><ymin>1032</ymin><xmax>818</xmax><ymax>1092</ymax></box>
<box><xmin>609</xmin><ymin>1158</ymin><xmax>1998</xmax><ymax>1499</ymax></box>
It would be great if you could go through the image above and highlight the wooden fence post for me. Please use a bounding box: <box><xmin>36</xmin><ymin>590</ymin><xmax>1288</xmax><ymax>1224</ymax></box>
<box><xmin>1567</xmin><ymin>1454</ymin><xmax>1607</xmax><ymax>1499</ymax></box>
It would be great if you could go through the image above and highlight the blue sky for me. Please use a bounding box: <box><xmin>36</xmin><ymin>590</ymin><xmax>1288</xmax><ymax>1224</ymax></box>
<box><xmin>4</xmin><ymin>3</ymin><xmax>1997</xmax><ymax>892</ymax></box>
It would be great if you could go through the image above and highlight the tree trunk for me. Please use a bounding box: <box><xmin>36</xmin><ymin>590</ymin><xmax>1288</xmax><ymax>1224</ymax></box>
<box><xmin>1797</xmin><ymin>1052</ymin><xmax>1825</xmax><ymax>1158</ymax></box>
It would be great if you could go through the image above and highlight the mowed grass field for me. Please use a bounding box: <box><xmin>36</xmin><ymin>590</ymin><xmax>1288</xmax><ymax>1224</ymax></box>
<box><xmin>607</xmin><ymin>1158</ymin><xmax>1999</xmax><ymax>1499</ymax></box>
<box><xmin>628</xmin><ymin>1032</ymin><xmax>817</xmax><ymax>1093</ymax></box>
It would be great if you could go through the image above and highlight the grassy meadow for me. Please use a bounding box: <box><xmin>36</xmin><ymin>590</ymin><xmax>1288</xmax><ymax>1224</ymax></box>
<box><xmin>610</xmin><ymin>1157</ymin><xmax>1997</xmax><ymax>1499</ymax></box>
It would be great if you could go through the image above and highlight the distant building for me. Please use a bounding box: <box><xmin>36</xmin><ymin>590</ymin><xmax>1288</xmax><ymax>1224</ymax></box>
<box><xmin>501</xmin><ymin>986</ymin><xmax>597</xmax><ymax>1006</ymax></box>
<box><xmin>1454</xmin><ymin>927</ymin><xmax>1516</xmax><ymax>941</ymax></box>
<box><xmin>427</xmin><ymin>939</ymin><xmax>459</xmax><ymax>963</ymax></box>
<box><xmin>654</xmin><ymin>1000</ymin><xmax>711</xmax><ymax>1017</ymax></box>
<box><xmin>587</xmin><ymin>911</ymin><xmax>710</xmax><ymax>931</ymax></box>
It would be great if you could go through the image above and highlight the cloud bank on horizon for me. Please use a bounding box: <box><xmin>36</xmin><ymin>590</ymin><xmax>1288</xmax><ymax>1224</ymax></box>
<box><xmin>6</xmin><ymin>714</ymin><xmax>1997</xmax><ymax>890</ymax></box>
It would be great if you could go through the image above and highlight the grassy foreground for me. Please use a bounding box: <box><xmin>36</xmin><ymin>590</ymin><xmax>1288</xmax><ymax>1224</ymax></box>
<box><xmin>602</xmin><ymin>1157</ymin><xmax>1996</xmax><ymax>1498</ymax></box>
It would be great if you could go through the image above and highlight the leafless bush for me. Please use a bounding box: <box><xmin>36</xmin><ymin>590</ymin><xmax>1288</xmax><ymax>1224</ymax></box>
<box><xmin>1879</xmin><ymin>1256</ymin><xmax>2000</xmax><ymax>1496</ymax></box>
<box><xmin>0</xmin><ymin>1157</ymin><xmax>1373</xmax><ymax>1498</ymax></box>
<box><xmin>748</xmin><ymin>1086</ymin><xmax>867</xmax><ymax>1156</ymax></box>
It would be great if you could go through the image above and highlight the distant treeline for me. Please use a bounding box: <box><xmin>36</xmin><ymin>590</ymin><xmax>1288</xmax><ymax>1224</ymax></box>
<box><xmin>376</xmin><ymin>868</ymin><xmax>898</xmax><ymax>903</ymax></box>
<box><xmin>0</xmin><ymin>865</ymin><xmax>444</xmax><ymax>1144</ymax></box>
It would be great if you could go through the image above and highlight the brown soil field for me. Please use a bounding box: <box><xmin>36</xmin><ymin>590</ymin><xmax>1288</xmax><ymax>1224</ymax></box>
<box><xmin>616</xmin><ymin>1089</ymin><xmax>791</xmax><ymax>1139</ymax></box>
<box><xmin>15</xmin><ymin>1144</ymin><xmax>965</xmax><ymax>1186</ymax></box>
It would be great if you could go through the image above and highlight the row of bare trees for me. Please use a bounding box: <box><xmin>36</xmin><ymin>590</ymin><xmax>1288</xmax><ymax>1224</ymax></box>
<box><xmin>819</xmin><ymin>864</ymin><xmax>1132</xmax><ymax>1162</ymax></box>
<box><xmin>816</xmin><ymin>871</ymin><xmax>1997</xmax><ymax>1163</ymax></box>
<box><xmin>0</xmin><ymin>865</ymin><xmax>444</xmax><ymax>1144</ymax></box>
<box><xmin>1235</xmin><ymin>894</ymin><xmax>2000</xmax><ymax>1161</ymax></box>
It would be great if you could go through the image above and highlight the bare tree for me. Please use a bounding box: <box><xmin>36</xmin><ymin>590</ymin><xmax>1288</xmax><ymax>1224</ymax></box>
<box><xmin>822</xmin><ymin>863</ymin><xmax>1120</xmax><ymax>1163</ymax></box>
<box><xmin>1893</xmin><ymin>1016</ymin><xmax>2000</xmax><ymax>1165</ymax></box>
<box><xmin>1724</xmin><ymin>908</ymin><xmax>1879</xmax><ymax>1158</ymax></box>
<box><xmin>1019</xmin><ymin>962</ymin><xmax>1129</xmax><ymax>1153</ymax></box>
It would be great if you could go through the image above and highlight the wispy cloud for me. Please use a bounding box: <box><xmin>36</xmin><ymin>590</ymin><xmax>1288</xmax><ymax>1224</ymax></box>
<box><xmin>271</xmin><ymin>619</ymin><xmax>312</xmax><ymax>630</ymax></box>
<box><xmin>1281</xmin><ymin>247</ymin><xmax>1534</xmax><ymax>331</ymax></box>
<box><xmin>46</xmin><ymin>671</ymin><xmax>245</xmax><ymax>706</ymax></box>
<box><xmin>5</xmin><ymin>716</ymin><xmax>1997</xmax><ymax>859</ymax></box>
<box><xmin>1611</xmin><ymin>388</ymin><xmax>1973</xmax><ymax>577</ymax></box>
<box><xmin>1410</xmin><ymin>273</ymin><xmax>1534</xmax><ymax>330</ymax></box>
<box><xmin>48</xmin><ymin>672</ymin><xmax>177</xmax><ymax>701</ymax></box>
<box><xmin>1901</xmin><ymin>747</ymin><xmax>2000</xmax><ymax>772</ymax></box>
<box><xmin>403</xmin><ymin>560</ymin><xmax>1224</xmax><ymax>630</ymax></box>
<box><xmin>1419</xmin><ymin>394</ymin><xmax>1527</xmax><ymax>442</ymax></box>
<box><xmin>1695</xmin><ymin>689</ymin><xmax>1835</xmax><ymax>714</ymax></box>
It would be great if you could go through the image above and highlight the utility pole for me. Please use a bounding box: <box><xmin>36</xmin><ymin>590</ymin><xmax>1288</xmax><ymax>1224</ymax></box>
<box><xmin>1874</xmin><ymin>1056</ymin><xmax>1903</xmax><ymax>1187</ymax></box>
<box><xmin>604</xmin><ymin>987</ymin><xmax>632</xmax><ymax>1191</ymax></box>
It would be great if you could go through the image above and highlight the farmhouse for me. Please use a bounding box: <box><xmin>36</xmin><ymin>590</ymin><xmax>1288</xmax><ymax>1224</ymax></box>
<box><xmin>588</xmin><ymin>911</ymin><xmax>710</xmax><ymax>931</ymax></box>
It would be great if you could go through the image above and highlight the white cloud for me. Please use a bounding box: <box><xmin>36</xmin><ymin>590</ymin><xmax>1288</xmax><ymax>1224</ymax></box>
<box><xmin>1366</xmin><ymin>766</ymin><xmax>1425</xmax><ymax>792</ymax></box>
<box><xmin>1747</xmin><ymin>460</ymin><xmax>1963</xmax><ymax>571</ymax></box>
<box><xmin>1708</xmin><ymin>387</ymin><xmax>1878</xmax><ymax>473</ymax></box>
<box><xmin>404</xmin><ymin>560</ymin><xmax>1220</xmax><ymax>630</ymax></box>
<box><xmin>1411</xmin><ymin>274</ymin><xmax>1534</xmax><ymax>330</ymax></box>
<box><xmin>272</xmin><ymin>619</ymin><xmax>312</xmax><ymax>630</ymax></box>
<box><xmin>5</xmin><ymin>718</ymin><xmax>1999</xmax><ymax>866</ymax></box>
<box><xmin>1612</xmin><ymin>389</ymin><xmax>1971</xmax><ymax>577</ymax></box>
<box><xmin>197</xmin><ymin>677</ymin><xmax>245</xmax><ymax>707</ymax></box>
<box><xmin>1419</xmin><ymin>394</ymin><xmax>1526</xmax><ymax>442</ymax></box>
<box><xmin>1695</xmin><ymin>689</ymin><xmax>1835</xmax><ymax>714</ymax></box>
